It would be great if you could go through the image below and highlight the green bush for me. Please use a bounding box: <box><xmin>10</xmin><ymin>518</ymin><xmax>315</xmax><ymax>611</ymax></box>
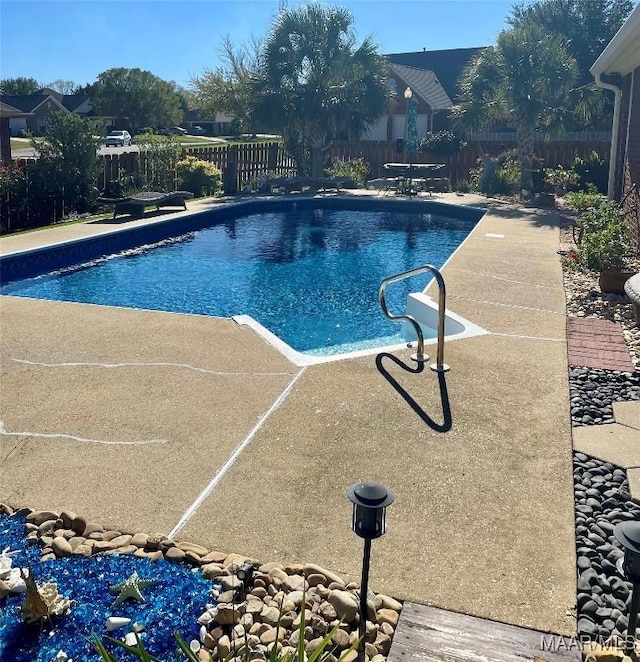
<box><xmin>28</xmin><ymin>110</ymin><xmax>102</xmax><ymax>223</ymax></box>
<box><xmin>455</xmin><ymin>179</ymin><xmax>472</xmax><ymax>193</ymax></box>
<box><xmin>0</xmin><ymin>162</ymin><xmax>28</xmax><ymax>233</ymax></box>
<box><xmin>469</xmin><ymin>151</ymin><xmax>519</xmax><ymax>196</ymax></box>
<box><xmin>136</xmin><ymin>132</ymin><xmax>181</xmax><ymax>191</ymax></box>
<box><xmin>176</xmin><ymin>156</ymin><xmax>222</xmax><ymax>197</ymax></box>
<box><xmin>325</xmin><ymin>157</ymin><xmax>369</xmax><ymax>187</ymax></box>
<box><xmin>576</xmin><ymin>199</ymin><xmax>630</xmax><ymax>271</ymax></box>
<box><xmin>564</xmin><ymin>184</ymin><xmax>607</xmax><ymax>212</ymax></box>
<box><xmin>572</xmin><ymin>152</ymin><xmax>608</xmax><ymax>194</ymax></box>
<box><xmin>544</xmin><ymin>165</ymin><xmax>579</xmax><ymax>190</ymax></box>
<box><xmin>103</xmin><ymin>170</ymin><xmax>146</xmax><ymax>198</ymax></box>
<box><xmin>419</xmin><ymin>130</ymin><xmax>466</xmax><ymax>156</ymax></box>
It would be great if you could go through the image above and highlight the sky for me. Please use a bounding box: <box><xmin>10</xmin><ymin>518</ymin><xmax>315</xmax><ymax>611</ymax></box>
<box><xmin>0</xmin><ymin>0</ymin><xmax>529</xmax><ymax>90</ymax></box>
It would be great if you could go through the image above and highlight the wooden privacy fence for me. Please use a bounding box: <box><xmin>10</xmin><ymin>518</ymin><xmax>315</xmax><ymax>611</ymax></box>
<box><xmin>328</xmin><ymin>140</ymin><xmax>612</xmax><ymax>185</ymax></box>
<box><xmin>98</xmin><ymin>141</ymin><xmax>296</xmax><ymax>193</ymax></box>
<box><xmin>15</xmin><ymin>137</ymin><xmax>610</xmax><ymax>194</ymax></box>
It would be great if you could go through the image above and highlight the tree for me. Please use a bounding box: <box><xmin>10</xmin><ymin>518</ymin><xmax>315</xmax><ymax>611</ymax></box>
<box><xmin>29</xmin><ymin>111</ymin><xmax>102</xmax><ymax>219</ymax></box>
<box><xmin>190</xmin><ymin>35</ymin><xmax>262</xmax><ymax>135</ymax></box>
<box><xmin>0</xmin><ymin>77</ymin><xmax>41</xmax><ymax>95</ymax></box>
<box><xmin>91</xmin><ymin>68</ymin><xmax>183</xmax><ymax>131</ymax></box>
<box><xmin>46</xmin><ymin>79</ymin><xmax>81</xmax><ymax>94</ymax></box>
<box><xmin>508</xmin><ymin>0</ymin><xmax>634</xmax><ymax>128</ymax></box>
<box><xmin>508</xmin><ymin>0</ymin><xmax>633</xmax><ymax>85</ymax></box>
<box><xmin>452</xmin><ymin>24</ymin><xmax>578</xmax><ymax>193</ymax></box>
<box><xmin>255</xmin><ymin>4</ymin><xmax>388</xmax><ymax>177</ymax></box>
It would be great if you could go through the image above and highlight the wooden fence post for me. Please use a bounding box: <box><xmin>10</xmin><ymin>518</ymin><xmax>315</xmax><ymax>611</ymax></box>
<box><xmin>223</xmin><ymin>145</ymin><xmax>238</xmax><ymax>195</ymax></box>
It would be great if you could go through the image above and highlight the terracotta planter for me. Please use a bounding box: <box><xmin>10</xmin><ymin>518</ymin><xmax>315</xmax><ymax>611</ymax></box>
<box><xmin>599</xmin><ymin>269</ymin><xmax>636</xmax><ymax>295</ymax></box>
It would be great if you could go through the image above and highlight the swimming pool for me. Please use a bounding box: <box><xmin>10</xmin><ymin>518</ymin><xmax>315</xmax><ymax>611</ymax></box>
<box><xmin>0</xmin><ymin>198</ymin><xmax>484</xmax><ymax>357</ymax></box>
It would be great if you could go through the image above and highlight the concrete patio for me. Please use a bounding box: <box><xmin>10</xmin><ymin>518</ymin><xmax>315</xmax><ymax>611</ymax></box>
<box><xmin>0</xmin><ymin>192</ymin><xmax>577</xmax><ymax>637</ymax></box>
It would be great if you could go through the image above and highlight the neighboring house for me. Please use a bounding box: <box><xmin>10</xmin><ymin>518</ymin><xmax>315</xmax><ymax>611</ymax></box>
<box><xmin>0</xmin><ymin>88</ymin><xmax>111</xmax><ymax>136</ymax></box>
<box><xmin>182</xmin><ymin>109</ymin><xmax>234</xmax><ymax>136</ymax></box>
<box><xmin>362</xmin><ymin>47</ymin><xmax>484</xmax><ymax>143</ymax></box>
<box><xmin>0</xmin><ymin>93</ymin><xmax>67</xmax><ymax>136</ymax></box>
<box><xmin>590</xmin><ymin>3</ymin><xmax>640</xmax><ymax>207</ymax></box>
<box><xmin>0</xmin><ymin>99</ymin><xmax>29</xmax><ymax>163</ymax></box>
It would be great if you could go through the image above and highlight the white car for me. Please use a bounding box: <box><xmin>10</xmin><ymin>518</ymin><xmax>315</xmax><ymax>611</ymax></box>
<box><xmin>105</xmin><ymin>130</ymin><xmax>132</xmax><ymax>147</ymax></box>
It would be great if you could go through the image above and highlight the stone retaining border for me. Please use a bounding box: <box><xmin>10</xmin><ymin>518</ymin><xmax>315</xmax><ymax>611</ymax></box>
<box><xmin>0</xmin><ymin>503</ymin><xmax>401</xmax><ymax>662</ymax></box>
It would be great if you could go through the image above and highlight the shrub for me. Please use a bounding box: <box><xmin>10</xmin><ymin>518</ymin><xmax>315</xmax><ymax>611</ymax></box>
<box><xmin>103</xmin><ymin>169</ymin><xmax>147</xmax><ymax>198</ymax></box>
<box><xmin>544</xmin><ymin>165</ymin><xmax>579</xmax><ymax>191</ymax></box>
<box><xmin>575</xmin><ymin>199</ymin><xmax>631</xmax><ymax>271</ymax></box>
<box><xmin>325</xmin><ymin>157</ymin><xmax>369</xmax><ymax>187</ymax></box>
<box><xmin>469</xmin><ymin>151</ymin><xmax>519</xmax><ymax>196</ymax></box>
<box><xmin>28</xmin><ymin>110</ymin><xmax>102</xmax><ymax>222</ymax></box>
<box><xmin>455</xmin><ymin>179</ymin><xmax>472</xmax><ymax>193</ymax></box>
<box><xmin>136</xmin><ymin>132</ymin><xmax>181</xmax><ymax>191</ymax></box>
<box><xmin>576</xmin><ymin>198</ymin><xmax>621</xmax><ymax>236</ymax></box>
<box><xmin>176</xmin><ymin>156</ymin><xmax>222</xmax><ymax>197</ymax></box>
<box><xmin>0</xmin><ymin>162</ymin><xmax>28</xmax><ymax>233</ymax></box>
<box><xmin>564</xmin><ymin>184</ymin><xmax>607</xmax><ymax>212</ymax></box>
<box><xmin>419</xmin><ymin>130</ymin><xmax>466</xmax><ymax>156</ymax></box>
<box><xmin>571</xmin><ymin>152</ymin><xmax>608</xmax><ymax>194</ymax></box>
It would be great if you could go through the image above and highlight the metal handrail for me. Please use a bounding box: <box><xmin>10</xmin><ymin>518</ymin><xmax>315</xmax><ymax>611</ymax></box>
<box><xmin>378</xmin><ymin>264</ymin><xmax>450</xmax><ymax>372</ymax></box>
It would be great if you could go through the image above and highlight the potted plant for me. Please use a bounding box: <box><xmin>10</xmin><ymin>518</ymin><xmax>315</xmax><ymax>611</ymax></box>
<box><xmin>576</xmin><ymin>200</ymin><xmax>634</xmax><ymax>294</ymax></box>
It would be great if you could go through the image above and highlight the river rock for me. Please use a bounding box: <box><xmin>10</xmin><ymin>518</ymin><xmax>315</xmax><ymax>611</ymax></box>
<box><xmin>328</xmin><ymin>590</ymin><xmax>359</xmax><ymax>623</ymax></box>
<box><xmin>52</xmin><ymin>536</ymin><xmax>73</xmax><ymax>557</ymax></box>
<box><xmin>376</xmin><ymin>608</ymin><xmax>399</xmax><ymax>627</ymax></box>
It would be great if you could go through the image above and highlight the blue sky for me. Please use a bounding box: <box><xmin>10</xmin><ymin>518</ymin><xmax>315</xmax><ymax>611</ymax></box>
<box><xmin>1</xmin><ymin>0</ymin><xmax>526</xmax><ymax>89</ymax></box>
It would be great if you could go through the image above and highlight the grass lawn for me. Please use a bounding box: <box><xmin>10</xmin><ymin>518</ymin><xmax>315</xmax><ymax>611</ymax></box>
<box><xmin>10</xmin><ymin>138</ymin><xmax>31</xmax><ymax>150</ymax></box>
<box><xmin>179</xmin><ymin>136</ymin><xmax>226</xmax><ymax>145</ymax></box>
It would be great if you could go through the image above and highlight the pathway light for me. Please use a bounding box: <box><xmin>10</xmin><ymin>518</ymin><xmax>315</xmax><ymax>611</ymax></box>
<box><xmin>347</xmin><ymin>482</ymin><xmax>395</xmax><ymax>662</ymax></box>
<box><xmin>614</xmin><ymin>521</ymin><xmax>640</xmax><ymax>653</ymax></box>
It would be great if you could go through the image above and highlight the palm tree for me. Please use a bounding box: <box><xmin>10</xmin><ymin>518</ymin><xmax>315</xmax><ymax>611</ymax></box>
<box><xmin>254</xmin><ymin>3</ymin><xmax>389</xmax><ymax>178</ymax></box>
<box><xmin>452</xmin><ymin>24</ymin><xmax>578</xmax><ymax>194</ymax></box>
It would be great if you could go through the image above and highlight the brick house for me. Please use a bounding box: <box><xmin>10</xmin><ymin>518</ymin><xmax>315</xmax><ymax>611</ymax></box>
<box><xmin>0</xmin><ymin>88</ymin><xmax>110</xmax><ymax>137</ymax></box>
<box><xmin>591</xmin><ymin>3</ymin><xmax>640</xmax><ymax>247</ymax></box>
<box><xmin>0</xmin><ymin>99</ymin><xmax>29</xmax><ymax>163</ymax></box>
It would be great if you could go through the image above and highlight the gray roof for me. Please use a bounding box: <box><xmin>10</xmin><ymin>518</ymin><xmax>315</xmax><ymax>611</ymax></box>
<box><xmin>388</xmin><ymin>63</ymin><xmax>452</xmax><ymax>110</ymax></box>
<box><xmin>385</xmin><ymin>47</ymin><xmax>485</xmax><ymax>101</ymax></box>
<box><xmin>0</xmin><ymin>95</ymin><xmax>53</xmax><ymax>113</ymax></box>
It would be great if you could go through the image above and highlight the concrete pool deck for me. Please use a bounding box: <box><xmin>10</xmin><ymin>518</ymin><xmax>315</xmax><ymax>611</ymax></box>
<box><xmin>0</xmin><ymin>192</ymin><xmax>576</xmax><ymax>636</ymax></box>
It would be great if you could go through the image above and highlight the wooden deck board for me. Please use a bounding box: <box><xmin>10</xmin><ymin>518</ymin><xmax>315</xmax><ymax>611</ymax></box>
<box><xmin>387</xmin><ymin>603</ymin><xmax>581</xmax><ymax>662</ymax></box>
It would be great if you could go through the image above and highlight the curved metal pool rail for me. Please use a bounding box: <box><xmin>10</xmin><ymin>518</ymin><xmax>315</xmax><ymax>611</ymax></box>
<box><xmin>378</xmin><ymin>264</ymin><xmax>450</xmax><ymax>372</ymax></box>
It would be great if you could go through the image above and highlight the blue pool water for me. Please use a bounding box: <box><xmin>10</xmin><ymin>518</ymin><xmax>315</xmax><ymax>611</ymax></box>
<box><xmin>2</xmin><ymin>206</ymin><xmax>477</xmax><ymax>354</ymax></box>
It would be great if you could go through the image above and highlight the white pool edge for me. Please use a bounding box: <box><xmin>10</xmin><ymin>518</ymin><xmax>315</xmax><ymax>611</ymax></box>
<box><xmin>233</xmin><ymin>300</ymin><xmax>488</xmax><ymax>367</ymax></box>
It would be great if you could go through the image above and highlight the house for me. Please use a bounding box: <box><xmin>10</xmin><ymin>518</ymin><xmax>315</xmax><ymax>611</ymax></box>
<box><xmin>0</xmin><ymin>88</ymin><xmax>110</xmax><ymax>136</ymax></box>
<box><xmin>0</xmin><ymin>93</ymin><xmax>67</xmax><ymax>136</ymax></box>
<box><xmin>591</xmin><ymin>3</ymin><xmax>640</xmax><ymax>211</ymax></box>
<box><xmin>362</xmin><ymin>47</ymin><xmax>484</xmax><ymax>143</ymax></box>
<box><xmin>0</xmin><ymin>99</ymin><xmax>28</xmax><ymax>163</ymax></box>
<box><xmin>181</xmin><ymin>109</ymin><xmax>234</xmax><ymax>136</ymax></box>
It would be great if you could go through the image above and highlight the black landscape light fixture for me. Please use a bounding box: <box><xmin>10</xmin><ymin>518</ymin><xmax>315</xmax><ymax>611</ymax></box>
<box><xmin>236</xmin><ymin>562</ymin><xmax>255</xmax><ymax>601</ymax></box>
<box><xmin>614</xmin><ymin>521</ymin><xmax>640</xmax><ymax>653</ymax></box>
<box><xmin>347</xmin><ymin>482</ymin><xmax>395</xmax><ymax>662</ymax></box>
<box><xmin>236</xmin><ymin>563</ymin><xmax>254</xmax><ymax>587</ymax></box>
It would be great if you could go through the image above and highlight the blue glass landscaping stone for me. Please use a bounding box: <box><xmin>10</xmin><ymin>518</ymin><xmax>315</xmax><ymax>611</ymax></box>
<box><xmin>0</xmin><ymin>513</ymin><xmax>212</xmax><ymax>661</ymax></box>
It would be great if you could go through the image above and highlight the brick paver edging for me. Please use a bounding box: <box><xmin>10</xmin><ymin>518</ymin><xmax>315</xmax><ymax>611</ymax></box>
<box><xmin>567</xmin><ymin>317</ymin><xmax>635</xmax><ymax>372</ymax></box>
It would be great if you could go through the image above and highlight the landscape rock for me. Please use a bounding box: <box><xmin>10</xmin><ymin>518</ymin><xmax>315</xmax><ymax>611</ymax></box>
<box><xmin>328</xmin><ymin>590</ymin><xmax>359</xmax><ymax>623</ymax></box>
